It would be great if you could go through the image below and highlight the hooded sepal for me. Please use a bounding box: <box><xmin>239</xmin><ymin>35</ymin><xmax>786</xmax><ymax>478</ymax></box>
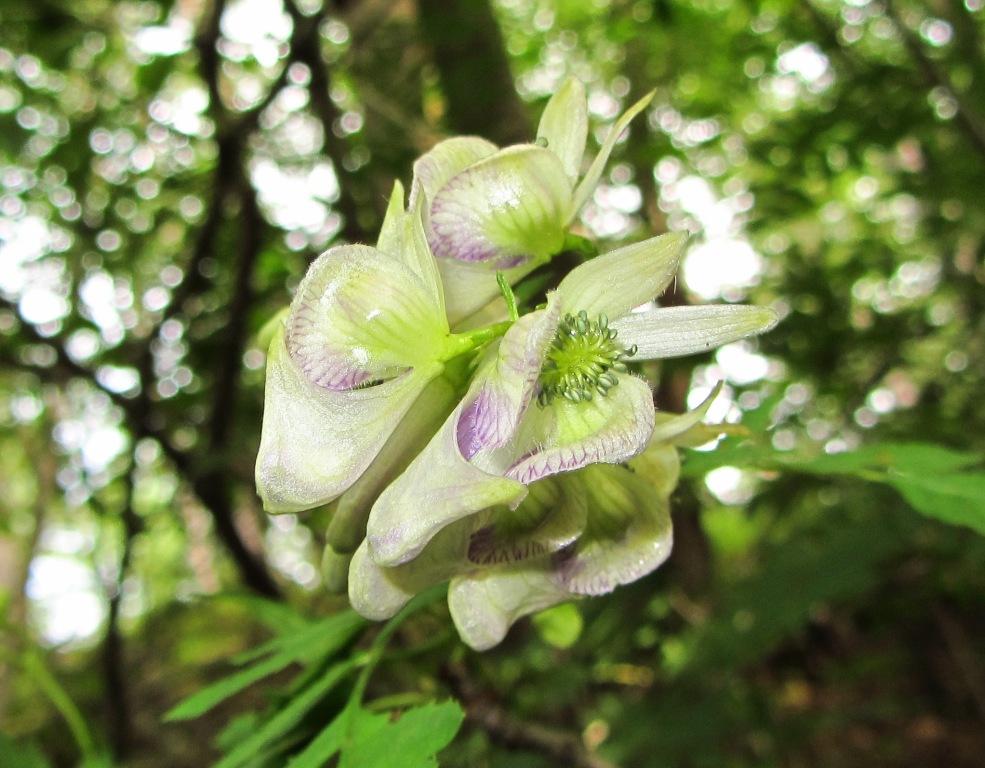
<box><xmin>255</xmin><ymin>326</ymin><xmax>440</xmax><ymax>513</ymax></box>
<box><xmin>408</xmin><ymin>136</ymin><xmax>498</xmax><ymax>212</ymax></box>
<box><xmin>428</xmin><ymin>146</ymin><xmax>572</xmax><ymax>268</ymax></box>
<box><xmin>286</xmin><ymin>244</ymin><xmax>448</xmax><ymax>390</ymax></box>
<box><xmin>349</xmin><ymin>521</ymin><xmax>470</xmax><ymax>621</ymax></box>
<box><xmin>448</xmin><ymin>566</ymin><xmax>571</xmax><ymax>651</ymax></box>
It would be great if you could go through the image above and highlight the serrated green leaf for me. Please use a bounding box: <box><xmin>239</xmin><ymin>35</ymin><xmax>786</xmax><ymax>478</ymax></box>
<box><xmin>166</xmin><ymin>653</ymin><xmax>293</xmax><ymax>723</ymax></box>
<box><xmin>681</xmin><ymin>440</ymin><xmax>983</xmax><ymax>487</ymax></box>
<box><xmin>679</xmin><ymin>437</ymin><xmax>775</xmax><ymax>477</ymax></box>
<box><xmin>232</xmin><ymin>610</ymin><xmax>365</xmax><ymax>666</ymax></box>
<box><xmin>337</xmin><ymin>701</ymin><xmax>465</xmax><ymax>768</ymax></box>
<box><xmin>215</xmin><ymin>713</ymin><xmax>262</xmax><ymax>755</ymax></box>
<box><xmin>286</xmin><ymin>703</ymin><xmax>354</xmax><ymax>768</ymax></box>
<box><xmin>219</xmin><ymin>594</ymin><xmax>313</xmax><ymax>636</ymax></box>
<box><xmin>287</xmin><ymin>588</ymin><xmax>455</xmax><ymax>768</ymax></box>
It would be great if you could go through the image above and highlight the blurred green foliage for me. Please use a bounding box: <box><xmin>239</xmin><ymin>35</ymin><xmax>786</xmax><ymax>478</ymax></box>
<box><xmin>1</xmin><ymin>0</ymin><xmax>984</xmax><ymax>766</ymax></box>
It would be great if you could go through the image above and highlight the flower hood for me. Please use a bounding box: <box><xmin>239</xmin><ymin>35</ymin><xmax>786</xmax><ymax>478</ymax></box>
<box><xmin>410</xmin><ymin>78</ymin><xmax>656</xmax><ymax>324</ymax></box>
<box><xmin>256</xmin><ymin>182</ymin><xmax>458</xmax><ymax>513</ymax></box>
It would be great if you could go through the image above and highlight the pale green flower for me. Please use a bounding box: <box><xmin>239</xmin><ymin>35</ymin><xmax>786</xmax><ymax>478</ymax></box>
<box><xmin>348</xmin><ymin>232</ymin><xmax>778</xmax><ymax>646</ymax></box>
<box><xmin>255</xmin><ymin>182</ymin><xmax>492</xmax><ymax>514</ymax></box>
<box><xmin>411</xmin><ymin>78</ymin><xmax>655</xmax><ymax>324</ymax></box>
<box><xmin>349</xmin><ymin>385</ymin><xmax>722</xmax><ymax>650</ymax></box>
<box><xmin>448</xmin><ymin>386</ymin><xmax>722</xmax><ymax>650</ymax></box>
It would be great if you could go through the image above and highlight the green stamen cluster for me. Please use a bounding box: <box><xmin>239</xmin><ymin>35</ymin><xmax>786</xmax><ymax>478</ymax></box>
<box><xmin>537</xmin><ymin>310</ymin><xmax>637</xmax><ymax>406</ymax></box>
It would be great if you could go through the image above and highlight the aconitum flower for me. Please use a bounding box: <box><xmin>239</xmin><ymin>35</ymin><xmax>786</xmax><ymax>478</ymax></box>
<box><xmin>255</xmin><ymin>183</ymin><xmax>484</xmax><ymax>513</ymax></box>
<box><xmin>448</xmin><ymin>387</ymin><xmax>721</xmax><ymax>650</ymax></box>
<box><xmin>348</xmin><ymin>232</ymin><xmax>778</xmax><ymax>645</ymax></box>
<box><xmin>411</xmin><ymin>78</ymin><xmax>654</xmax><ymax>323</ymax></box>
<box><xmin>348</xmin><ymin>384</ymin><xmax>724</xmax><ymax>650</ymax></box>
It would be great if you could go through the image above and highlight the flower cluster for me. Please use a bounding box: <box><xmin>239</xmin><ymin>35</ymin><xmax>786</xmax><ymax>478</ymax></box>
<box><xmin>255</xmin><ymin>79</ymin><xmax>778</xmax><ymax>650</ymax></box>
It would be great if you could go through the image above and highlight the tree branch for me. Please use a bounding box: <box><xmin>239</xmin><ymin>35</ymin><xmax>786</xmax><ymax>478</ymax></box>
<box><xmin>804</xmin><ymin>0</ymin><xmax>985</xmax><ymax>164</ymax></box>
<box><xmin>286</xmin><ymin>0</ymin><xmax>373</xmax><ymax>243</ymax></box>
<box><xmin>0</xmin><ymin>293</ymin><xmax>283</xmax><ymax>597</ymax></box>
<box><xmin>416</xmin><ymin>0</ymin><xmax>530</xmax><ymax>145</ymax></box>
<box><xmin>149</xmin><ymin>0</ymin><xmax>282</xmax><ymax>596</ymax></box>
<box><xmin>98</xmin><ymin>462</ymin><xmax>141</xmax><ymax>760</ymax></box>
<box><xmin>0</xmin><ymin>299</ymin><xmax>192</xmax><ymax>475</ymax></box>
<box><xmin>194</xmin><ymin>170</ymin><xmax>282</xmax><ymax>598</ymax></box>
<box><xmin>0</xmin><ymin>423</ymin><xmax>55</xmax><ymax>720</ymax></box>
<box><xmin>195</xmin><ymin>0</ymin><xmax>228</xmax><ymax>123</ymax></box>
<box><xmin>442</xmin><ymin>663</ymin><xmax>618</xmax><ymax>768</ymax></box>
<box><xmin>883</xmin><ymin>0</ymin><xmax>985</xmax><ymax>162</ymax></box>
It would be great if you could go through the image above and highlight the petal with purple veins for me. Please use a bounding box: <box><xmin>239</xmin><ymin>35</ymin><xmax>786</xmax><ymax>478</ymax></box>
<box><xmin>286</xmin><ymin>244</ymin><xmax>448</xmax><ymax>391</ymax></box>
<box><xmin>466</xmin><ymin>475</ymin><xmax>587</xmax><ymax>567</ymax></box>
<box><xmin>505</xmin><ymin>374</ymin><xmax>655</xmax><ymax>485</ymax></box>
<box><xmin>408</xmin><ymin>136</ymin><xmax>498</xmax><ymax>213</ymax></box>
<box><xmin>456</xmin><ymin>296</ymin><xmax>560</xmax><ymax>460</ymax></box>
<box><xmin>428</xmin><ymin>146</ymin><xmax>571</xmax><ymax>268</ymax></box>
<box><xmin>255</xmin><ymin>327</ymin><xmax>440</xmax><ymax>513</ymax></box>
<box><xmin>554</xmin><ymin>464</ymin><xmax>673</xmax><ymax>596</ymax></box>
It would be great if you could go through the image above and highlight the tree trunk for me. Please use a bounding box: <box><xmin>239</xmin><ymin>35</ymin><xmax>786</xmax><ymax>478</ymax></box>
<box><xmin>417</xmin><ymin>0</ymin><xmax>530</xmax><ymax>145</ymax></box>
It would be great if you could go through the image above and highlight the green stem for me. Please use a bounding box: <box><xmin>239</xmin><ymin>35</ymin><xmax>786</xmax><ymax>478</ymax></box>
<box><xmin>496</xmin><ymin>271</ymin><xmax>519</xmax><ymax>321</ymax></box>
<box><xmin>440</xmin><ymin>321</ymin><xmax>513</xmax><ymax>362</ymax></box>
<box><xmin>384</xmin><ymin>627</ymin><xmax>455</xmax><ymax>661</ymax></box>
<box><xmin>349</xmin><ymin>584</ymin><xmax>447</xmax><ymax>706</ymax></box>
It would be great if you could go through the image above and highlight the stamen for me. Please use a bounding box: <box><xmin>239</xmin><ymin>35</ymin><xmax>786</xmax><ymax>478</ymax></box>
<box><xmin>537</xmin><ymin>311</ymin><xmax>638</xmax><ymax>406</ymax></box>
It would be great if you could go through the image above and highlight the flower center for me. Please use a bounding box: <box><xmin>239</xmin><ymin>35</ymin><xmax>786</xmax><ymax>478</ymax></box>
<box><xmin>537</xmin><ymin>310</ymin><xmax>637</xmax><ymax>405</ymax></box>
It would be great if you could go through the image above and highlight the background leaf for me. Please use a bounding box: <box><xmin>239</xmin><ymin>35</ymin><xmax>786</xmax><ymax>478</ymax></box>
<box><xmin>338</xmin><ymin>701</ymin><xmax>465</xmax><ymax>768</ymax></box>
